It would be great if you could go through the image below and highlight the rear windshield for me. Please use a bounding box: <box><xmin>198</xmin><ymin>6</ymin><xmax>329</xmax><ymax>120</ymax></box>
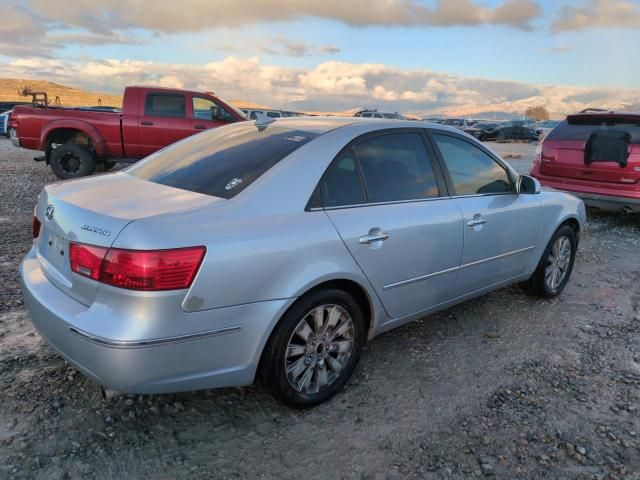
<box><xmin>547</xmin><ymin>117</ymin><xmax>640</xmax><ymax>143</ymax></box>
<box><xmin>127</xmin><ymin>123</ymin><xmax>318</xmax><ymax>198</ymax></box>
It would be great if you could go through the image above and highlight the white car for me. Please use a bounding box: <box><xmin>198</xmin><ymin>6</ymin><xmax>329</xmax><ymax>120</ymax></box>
<box><xmin>241</xmin><ymin>109</ymin><xmax>304</xmax><ymax>120</ymax></box>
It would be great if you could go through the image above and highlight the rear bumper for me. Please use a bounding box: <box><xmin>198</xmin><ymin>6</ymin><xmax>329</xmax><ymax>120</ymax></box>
<box><xmin>20</xmin><ymin>247</ymin><xmax>292</xmax><ymax>394</ymax></box>
<box><xmin>531</xmin><ymin>165</ymin><xmax>640</xmax><ymax>213</ymax></box>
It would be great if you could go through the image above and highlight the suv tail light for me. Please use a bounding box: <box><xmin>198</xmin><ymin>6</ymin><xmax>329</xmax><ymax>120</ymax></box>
<box><xmin>69</xmin><ymin>242</ymin><xmax>206</xmax><ymax>291</ymax></box>
<box><xmin>32</xmin><ymin>216</ymin><xmax>41</xmax><ymax>238</ymax></box>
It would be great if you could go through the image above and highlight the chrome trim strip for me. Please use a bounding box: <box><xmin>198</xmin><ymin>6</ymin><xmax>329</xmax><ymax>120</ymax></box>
<box><xmin>69</xmin><ymin>325</ymin><xmax>244</xmax><ymax>348</ymax></box>
<box><xmin>383</xmin><ymin>265</ymin><xmax>459</xmax><ymax>291</ymax></box>
<box><xmin>382</xmin><ymin>246</ymin><xmax>535</xmax><ymax>291</ymax></box>
<box><xmin>459</xmin><ymin>245</ymin><xmax>535</xmax><ymax>269</ymax></box>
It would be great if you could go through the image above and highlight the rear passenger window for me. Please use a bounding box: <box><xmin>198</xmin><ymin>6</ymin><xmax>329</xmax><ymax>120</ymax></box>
<box><xmin>145</xmin><ymin>94</ymin><xmax>186</xmax><ymax>118</ymax></box>
<box><xmin>355</xmin><ymin>133</ymin><xmax>439</xmax><ymax>202</ymax></box>
<box><xmin>321</xmin><ymin>151</ymin><xmax>365</xmax><ymax>207</ymax></box>
<box><xmin>433</xmin><ymin>134</ymin><xmax>512</xmax><ymax>195</ymax></box>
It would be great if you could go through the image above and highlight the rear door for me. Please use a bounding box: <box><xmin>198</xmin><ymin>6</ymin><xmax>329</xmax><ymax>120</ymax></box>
<box><xmin>138</xmin><ymin>92</ymin><xmax>193</xmax><ymax>157</ymax></box>
<box><xmin>431</xmin><ymin>131</ymin><xmax>542</xmax><ymax>296</ymax></box>
<box><xmin>322</xmin><ymin>130</ymin><xmax>463</xmax><ymax>319</ymax></box>
<box><xmin>541</xmin><ymin>115</ymin><xmax>640</xmax><ymax>185</ymax></box>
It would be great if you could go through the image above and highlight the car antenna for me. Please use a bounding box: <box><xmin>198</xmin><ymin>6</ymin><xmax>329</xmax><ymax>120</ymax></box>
<box><xmin>254</xmin><ymin>111</ymin><xmax>276</xmax><ymax>131</ymax></box>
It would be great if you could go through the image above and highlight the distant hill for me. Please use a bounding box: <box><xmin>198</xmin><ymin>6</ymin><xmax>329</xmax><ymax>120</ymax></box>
<box><xmin>0</xmin><ymin>78</ymin><xmax>123</xmax><ymax>108</ymax></box>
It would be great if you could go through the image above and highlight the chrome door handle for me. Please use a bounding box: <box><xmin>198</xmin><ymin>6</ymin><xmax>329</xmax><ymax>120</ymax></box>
<box><xmin>359</xmin><ymin>232</ymin><xmax>389</xmax><ymax>244</ymax></box>
<box><xmin>466</xmin><ymin>218</ymin><xmax>487</xmax><ymax>227</ymax></box>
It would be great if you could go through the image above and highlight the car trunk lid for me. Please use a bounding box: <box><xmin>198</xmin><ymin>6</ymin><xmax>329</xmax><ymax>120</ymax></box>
<box><xmin>540</xmin><ymin>114</ymin><xmax>640</xmax><ymax>185</ymax></box>
<box><xmin>35</xmin><ymin>173</ymin><xmax>220</xmax><ymax>306</ymax></box>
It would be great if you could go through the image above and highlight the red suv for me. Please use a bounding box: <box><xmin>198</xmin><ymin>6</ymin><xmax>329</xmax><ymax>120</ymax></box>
<box><xmin>531</xmin><ymin>111</ymin><xmax>640</xmax><ymax>213</ymax></box>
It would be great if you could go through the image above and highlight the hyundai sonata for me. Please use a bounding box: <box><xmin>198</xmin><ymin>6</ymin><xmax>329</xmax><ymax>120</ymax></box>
<box><xmin>21</xmin><ymin>117</ymin><xmax>586</xmax><ymax>407</ymax></box>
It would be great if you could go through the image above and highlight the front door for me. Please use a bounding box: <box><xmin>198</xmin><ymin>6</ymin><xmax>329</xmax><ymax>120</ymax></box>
<box><xmin>321</xmin><ymin>131</ymin><xmax>463</xmax><ymax>319</ymax></box>
<box><xmin>431</xmin><ymin>132</ymin><xmax>542</xmax><ymax>296</ymax></box>
<box><xmin>191</xmin><ymin>96</ymin><xmax>235</xmax><ymax>133</ymax></box>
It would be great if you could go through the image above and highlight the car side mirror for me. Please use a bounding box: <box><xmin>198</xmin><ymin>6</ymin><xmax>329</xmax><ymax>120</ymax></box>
<box><xmin>518</xmin><ymin>175</ymin><xmax>541</xmax><ymax>194</ymax></box>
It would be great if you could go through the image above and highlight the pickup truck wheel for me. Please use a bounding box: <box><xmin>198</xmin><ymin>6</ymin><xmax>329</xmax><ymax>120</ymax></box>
<box><xmin>96</xmin><ymin>160</ymin><xmax>116</xmax><ymax>172</ymax></box>
<box><xmin>50</xmin><ymin>144</ymin><xmax>96</xmax><ymax>179</ymax></box>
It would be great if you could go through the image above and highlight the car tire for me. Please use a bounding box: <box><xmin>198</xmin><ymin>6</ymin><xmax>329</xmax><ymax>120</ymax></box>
<box><xmin>260</xmin><ymin>288</ymin><xmax>366</xmax><ymax>409</ymax></box>
<box><xmin>96</xmin><ymin>160</ymin><xmax>116</xmax><ymax>172</ymax></box>
<box><xmin>50</xmin><ymin>143</ymin><xmax>96</xmax><ymax>179</ymax></box>
<box><xmin>524</xmin><ymin>225</ymin><xmax>577</xmax><ymax>298</ymax></box>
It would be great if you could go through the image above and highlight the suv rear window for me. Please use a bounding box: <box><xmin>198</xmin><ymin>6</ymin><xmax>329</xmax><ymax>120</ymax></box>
<box><xmin>127</xmin><ymin>123</ymin><xmax>318</xmax><ymax>198</ymax></box>
<box><xmin>547</xmin><ymin>117</ymin><xmax>640</xmax><ymax>143</ymax></box>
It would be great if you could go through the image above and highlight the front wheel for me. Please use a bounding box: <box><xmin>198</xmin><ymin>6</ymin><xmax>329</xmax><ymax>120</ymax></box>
<box><xmin>260</xmin><ymin>289</ymin><xmax>366</xmax><ymax>408</ymax></box>
<box><xmin>525</xmin><ymin>225</ymin><xmax>577</xmax><ymax>298</ymax></box>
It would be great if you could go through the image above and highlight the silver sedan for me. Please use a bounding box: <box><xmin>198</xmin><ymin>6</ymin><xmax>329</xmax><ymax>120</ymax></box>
<box><xmin>20</xmin><ymin>117</ymin><xmax>586</xmax><ymax>408</ymax></box>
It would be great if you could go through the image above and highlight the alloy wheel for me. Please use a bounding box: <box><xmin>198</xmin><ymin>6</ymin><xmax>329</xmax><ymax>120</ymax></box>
<box><xmin>284</xmin><ymin>304</ymin><xmax>355</xmax><ymax>394</ymax></box>
<box><xmin>544</xmin><ymin>235</ymin><xmax>571</xmax><ymax>290</ymax></box>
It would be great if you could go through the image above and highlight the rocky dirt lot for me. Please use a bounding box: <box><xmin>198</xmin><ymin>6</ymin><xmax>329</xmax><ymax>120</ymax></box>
<box><xmin>0</xmin><ymin>138</ymin><xmax>639</xmax><ymax>479</ymax></box>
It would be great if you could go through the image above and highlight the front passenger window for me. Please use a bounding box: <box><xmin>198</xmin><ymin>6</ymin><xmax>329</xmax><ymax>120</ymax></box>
<box><xmin>433</xmin><ymin>134</ymin><xmax>512</xmax><ymax>195</ymax></box>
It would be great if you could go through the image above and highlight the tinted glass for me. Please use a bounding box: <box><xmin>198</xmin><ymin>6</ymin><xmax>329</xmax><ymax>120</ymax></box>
<box><xmin>320</xmin><ymin>150</ymin><xmax>365</xmax><ymax>207</ymax></box>
<box><xmin>128</xmin><ymin>123</ymin><xmax>318</xmax><ymax>198</ymax></box>
<box><xmin>433</xmin><ymin>134</ymin><xmax>512</xmax><ymax>195</ymax></box>
<box><xmin>192</xmin><ymin>97</ymin><xmax>235</xmax><ymax>122</ymax></box>
<box><xmin>145</xmin><ymin>94</ymin><xmax>186</xmax><ymax>118</ymax></box>
<box><xmin>546</xmin><ymin>118</ymin><xmax>640</xmax><ymax>143</ymax></box>
<box><xmin>355</xmin><ymin>133</ymin><xmax>439</xmax><ymax>202</ymax></box>
<box><xmin>266</xmin><ymin>111</ymin><xmax>281</xmax><ymax>118</ymax></box>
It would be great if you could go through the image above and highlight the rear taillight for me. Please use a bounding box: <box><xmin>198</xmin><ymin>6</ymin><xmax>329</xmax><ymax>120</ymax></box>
<box><xmin>69</xmin><ymin>243</ymin><xmax>108</xmax><ymax>281</ymax></box>
<box><xmin>32</xmin><ymin>216</ymin><xmax>41</xmax><ymax>238</ymax></box>
<box><xmin>69</xmin><ymin>242</ymin><xmax>205</xmax><ymax>291</ymax></box>
<box><xmin>535</xmin><ymin>143</ymin><xmax>542</xmax><ymax>163</ymax></box>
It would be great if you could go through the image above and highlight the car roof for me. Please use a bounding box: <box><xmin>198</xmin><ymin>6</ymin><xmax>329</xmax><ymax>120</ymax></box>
<box><xmin>567</xmin><ymin>111</ymin><xmax>640</xmax><ymax>122</ymax></box>
<box><xmin>254</xmin><ymin>116</ymin><xmax>465</xmax><ymax>136</ymax></box>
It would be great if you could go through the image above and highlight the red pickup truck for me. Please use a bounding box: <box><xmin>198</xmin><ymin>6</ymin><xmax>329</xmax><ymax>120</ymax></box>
<box><xmin>10</xmin><ymin>86</ymin><xmax>246</xmax><ymax>179</ymax></box>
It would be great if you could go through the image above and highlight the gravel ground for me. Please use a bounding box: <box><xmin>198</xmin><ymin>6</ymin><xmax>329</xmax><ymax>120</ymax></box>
<box><xmin>1</xmin><ymin>137</ymin><xmax>639</xmax><ymax>480</ymax></box>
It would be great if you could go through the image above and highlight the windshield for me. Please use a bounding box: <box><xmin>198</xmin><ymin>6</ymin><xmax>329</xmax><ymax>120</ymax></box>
<box><xmin>127</xmin><ymin>123</ymin><xmax>318</xmax><ymax>198</ymax></box>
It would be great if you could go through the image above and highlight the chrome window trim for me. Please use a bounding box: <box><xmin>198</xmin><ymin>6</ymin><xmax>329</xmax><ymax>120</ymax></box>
<box><xmin>69</xmin><ymin>325</ymin><xmax>244</xmax><ymax>349</ymax></box>
<box><xmin>382</xmin><ymin>245</ymin><xmax>535</xmax><ymax>291</ymax></box>
<box><xmin>311</xmin><ymin>191</ymin><xmax>517</xmax><ymax>212</ymax></box>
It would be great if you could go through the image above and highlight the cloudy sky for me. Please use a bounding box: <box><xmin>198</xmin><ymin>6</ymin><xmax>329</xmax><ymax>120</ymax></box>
<box><xmin>2</xmin><ymin>0</ymin><xmax>640</xmax><ymax>116</ymax></box>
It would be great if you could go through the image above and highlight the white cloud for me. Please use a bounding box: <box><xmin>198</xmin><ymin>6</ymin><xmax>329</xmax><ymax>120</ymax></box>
<box><xmin>3</xmin><ymin>55</ymin><xmax>640</xmax><ymax>116</ymax></box>
<box><xmin>25</xmin><ymin>0</ymin><xmax>542</xmax><ymax>34</ymax></box>
<box><xmin>552</xmin><ymin>0</ymin><xmax>640</xmax><ymax>32</ymax></box>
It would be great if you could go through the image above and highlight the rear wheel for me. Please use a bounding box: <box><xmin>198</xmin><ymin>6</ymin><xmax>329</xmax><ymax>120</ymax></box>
<box><xmin>260</xmin><ymin>289</ymin><xmax>366</xmax><ymax>408</ymax></box>
<box><xmin>96</xmin><ymin>160</ymin><xmax>116</xmax><ymax>172</ymax></box>
<box><xmin>525</xmin><ymin>225</ymin><xmax>577</xmax><ymax>298</ymax></box>
<box><xmin>49</xmin><ymin>143</ymin><xmax>96</xmax><ymax>179</ymax></box>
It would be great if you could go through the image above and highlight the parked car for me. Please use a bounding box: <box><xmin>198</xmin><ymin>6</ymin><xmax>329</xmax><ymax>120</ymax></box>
<box><xmin>241</xmin><ymin>109</ymin><xmax>305</xmax><ymax>119</ymax></box>
<box><xmin>0</xmin><ymin>101</ymin><xmax>30</xmax><ymax>114</ymax></box>
<box><xmin>21</xmin><ymin>117</ymin><xmax>585</xmax><ymax>408</ymax></box>
<box><xmin>463</xmin><ymin>122</ymin><xmax>500</xmax><ymax>141</ymax></box>
<box><xmin>495</xmin><ymin>120</ymin><xmax>538</xmax><ymax>142</ymax></box>
<box><xmin>440</xmin><ymin>118</ymin><xmax>473</xmax><ymax>129</ymax></box>
<box><xmin>10</xmin><ymin>86</ymin><xmax>246</xmax><ymax>179</ymax></box>
<box><xmin>531</xmin><ymin>111</ymin><xmax>640</xmax><ymax>213</ymax></box>
<box><xmin>0</xmin><ymin>109</ymin><xmax>13</xmax><ymax>138</ymax></box>
<box><xmin>535</xmin><ymin>120</ymin><xmax>560</xmax><ymax>140</ymax></box>
<box><xmin>354</xmin><ymin>109</ymin><xmax>407</xmax><ymax>120</ymax></box>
